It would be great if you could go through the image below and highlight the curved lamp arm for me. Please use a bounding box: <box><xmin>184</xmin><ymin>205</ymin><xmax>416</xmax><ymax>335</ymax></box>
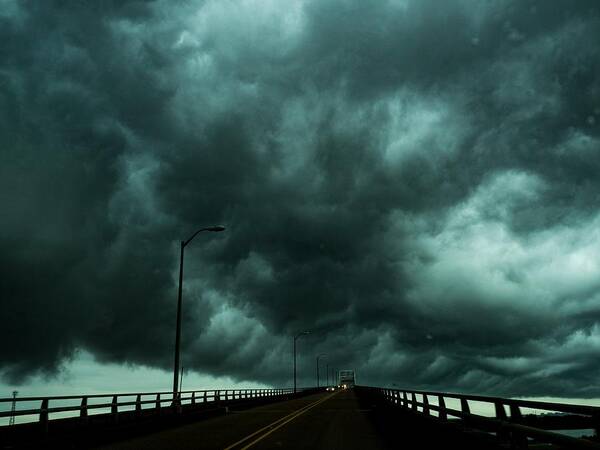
<box><xmin>183</xmin><ymin>226</ymin><xmax>225</xmax><ymax>247</ymax></box>
<box><xmin>294</xmin><ymin>330</ymin><xmax>311</xmax><ymax>340</ymax></box>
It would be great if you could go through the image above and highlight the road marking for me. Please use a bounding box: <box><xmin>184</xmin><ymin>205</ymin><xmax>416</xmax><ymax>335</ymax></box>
<box><xmin>223</xmin><ymin>391</ymin><xmax>338</xmax><ymax>450</ymax></box>
<box><xmin>235</xmin><ymin>392</ymin><xmax>337</xmax><ymax>450</ymax></box>
<box><xmin>222</xmin><ymin>398</ymin><xmax>324</xmax><ymax>450</ymax></box>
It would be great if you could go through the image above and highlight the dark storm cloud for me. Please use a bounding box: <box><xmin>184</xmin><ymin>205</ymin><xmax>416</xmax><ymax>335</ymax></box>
<box><xmin>2</xmin><ymin>0</ymin><xmax>600</xmax><ymax>397</ymax></box>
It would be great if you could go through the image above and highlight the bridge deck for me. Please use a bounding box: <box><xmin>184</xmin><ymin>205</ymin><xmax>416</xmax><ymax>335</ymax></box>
<box><xmin>97</xmin><ymin>390</ymin><xmax>395</xmax><ymax>450</ymax></box>
<box><xmin>96</xmin><ymin>389</ymin><xmax>501</xmax><ymax>450</ymax></box>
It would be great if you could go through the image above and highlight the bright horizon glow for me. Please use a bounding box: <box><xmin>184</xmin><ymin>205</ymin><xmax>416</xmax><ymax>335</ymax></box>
<box><xmin>0</xmin><ymin>350</ymin><xmax>272</xmax><ymax>426</ymax></box>
<box><xmin>0</xmin><ymin>350</ymin><xmax>270</xmax><ymax>399</ymax></box>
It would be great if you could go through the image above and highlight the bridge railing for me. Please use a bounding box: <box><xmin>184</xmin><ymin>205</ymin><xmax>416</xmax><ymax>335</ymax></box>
<box><xmin>359</xmin><ymin>386</ymin><xmax>600</xmax><ymax>450</ymax></box>
<box><xmin>0</xmin><ymin>388</ymin><xmax>303</xmax><ymax>427</ymax></box>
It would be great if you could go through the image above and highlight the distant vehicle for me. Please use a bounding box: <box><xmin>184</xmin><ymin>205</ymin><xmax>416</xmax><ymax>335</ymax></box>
<box><xmin>338</xmin><ymin>370</ymin><xmax>355</xmax><ymax>388</ymax></box>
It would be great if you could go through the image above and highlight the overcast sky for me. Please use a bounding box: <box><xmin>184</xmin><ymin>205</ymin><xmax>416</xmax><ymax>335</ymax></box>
<box><xmin>1</xmin><ymin>0</ymin><xmax>600</xmax><ymax>398</ymax></box>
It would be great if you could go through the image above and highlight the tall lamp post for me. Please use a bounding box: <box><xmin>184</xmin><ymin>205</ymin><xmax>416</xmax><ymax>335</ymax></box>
<box><xmin>316</xmin><ymin>353</ymin><xmax>327</xmax><ymax>388</ymax></box>
<box><xmin>173</xmin><ymin>226</ymin><xmax>225</xmax><ymax>402</ymax></box>
<box><xmin>293</xmin><ymin>331</ymin><xmax>310</xmax><ymax>393</ymax></box>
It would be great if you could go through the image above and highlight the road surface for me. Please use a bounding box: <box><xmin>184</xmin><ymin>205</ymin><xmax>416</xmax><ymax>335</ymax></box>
<box><xmin>96</xmin><ymin>388</ymin><xmax>503</xmax><ymax>450</ymax></box>
<box><xmin>98</xmin><ymin>389</ymin><xmax>396</xmax><ymax>450</ymax></box>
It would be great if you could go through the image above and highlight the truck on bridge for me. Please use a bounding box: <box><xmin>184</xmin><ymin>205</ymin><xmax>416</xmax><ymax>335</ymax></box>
<box><xmin>338</xmin><ymin>370</ymin><xmax>355</xmax><ymax>388</ymax></box>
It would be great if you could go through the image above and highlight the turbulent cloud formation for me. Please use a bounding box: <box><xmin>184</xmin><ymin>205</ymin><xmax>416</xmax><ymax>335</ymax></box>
<box><xmin>1</xmin><ymin>0</ymin><xmax>600</xmax><ymax>397</ymax></box>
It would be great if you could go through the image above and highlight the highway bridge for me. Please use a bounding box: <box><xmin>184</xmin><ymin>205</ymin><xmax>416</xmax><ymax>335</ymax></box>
<box><xmin>1</xmin><ymin>385</ymin><xmax>599</xmax><ymax>449</ymax></box>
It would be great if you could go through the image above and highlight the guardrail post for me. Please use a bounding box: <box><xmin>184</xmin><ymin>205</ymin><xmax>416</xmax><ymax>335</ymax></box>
<box><xmin>80</xmin><ymin>396</ymin><xmax>88</xmax><ymax>422</ymax></box>
<box><xmin>175</xmin><ymin>392</ymin><xmax>182</xmax><ymax>414</ymax></box>
<box><xmin>403</xmin><ymin>392</ymin><xmax>408</xmax><ymax>409</ymax></box>
<box><xmin>111</xmin><ymin>395</ymin><xmax>118</xmax><ymax>423</ymax></box>
<box><xmin>225</xmin><ymin>390</ymin><xmax>229</xmax><ymax>401</ymax></box>
<box><xmin>191</xmin><ymin>391</ymin><xmax>195</xmax><ymax>405</ymax></box>
<box><xmin>216</xmin><ymin>390</ymin><xmax>221</xmax><ymax>404</ymax></box>
<box><xmin>509</xmin><ymin>404</ymin><xmax>528</xmax><ymax>449</ymax></box>
<box><xmin>156</xmin><ymin>393</ymin><xmax>161</xmax><ymax>414</ymax></box>
<box><xmin>423</xmin><ymin>395</ymin><xmax>430</xmax><ymax>415</ymax></box>
<box><xmin>438</xmin><ymin>395</ymin><xmax>447</xmax><ymax>421</ymax></box>
<box><xmin>594</xmin><ymin>414</ymin><xmax>600</xmax><ymax>442</ymax></box>
<box><xmin>411</xmin><ymin>393</ymin><xmax>417</xmax><ymax>411</ymax></box>
<box><xmin>495</xmin><ymin>401</ymin><xmax>507</xmax><ymax>420</ymax></box>
<box><xmin>461</xmin><ymin>398</ymin><xmax>470</xmax><ymax>415</ymax></box>
<box><xmin>495</xmin><ymin>402</ymin><xmax>509</xmax><ymax>444</ymax></box>
<box><xmin>509</xmin><ymin>404</ymin><xmax>521</xmax><ymax>420</ymax></box>
<box><xmin>135</xmin><ymin>394</ymin><xmax>141</xmax><ymax>415</ymax></box>
<box><xmin>40</xmin><ymin>398</ymin><xmax>49</xmax><ymax>434</ymax></box>
<box><xmin>203</xmin><ymin>391</ymin><xmax>208</xmax><ymax>404</ymax></box>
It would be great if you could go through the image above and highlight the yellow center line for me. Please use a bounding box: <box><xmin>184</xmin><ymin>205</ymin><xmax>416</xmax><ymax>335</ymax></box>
<box><xmin>229</xmin><ymin>391</ymin><xmax>338</xmax><ymax>450</ymax></box>
<box><xmin>222</xmin><ymin>397</ymin><xmax>324</xmax><ymax>450</ymax></box>
<box><xmin>223</xmin><ymin>391</ymin><xmax>338</xmax><ymax>450</ymax></box>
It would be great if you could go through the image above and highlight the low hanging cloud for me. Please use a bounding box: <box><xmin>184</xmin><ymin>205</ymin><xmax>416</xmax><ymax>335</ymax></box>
<box><xmin>1</xmin><ymin>0</ymin><xmax>600</xmax><ymax>397</ymax></box>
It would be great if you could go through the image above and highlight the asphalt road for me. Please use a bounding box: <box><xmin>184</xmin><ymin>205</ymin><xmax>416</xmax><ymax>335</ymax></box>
<box><xmin>231</xmin><ymin>389</ymin><xmax>394</xmax><ymax>450</ymax></box>
<box><xmin>96</xmin><ymin>389</ymin><xmax>506</xmax><ymax>450</ymax></box>
<box><xmin>97</xmin><ymin>389</ymin><xmax>396</xmax><ymax>450</ymax></box>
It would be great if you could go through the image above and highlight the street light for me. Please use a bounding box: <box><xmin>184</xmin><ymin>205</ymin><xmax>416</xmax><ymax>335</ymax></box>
<box><xmin>173</xmin><ymin>226</ymin><xmax>225</xmax><ymax>402</ymax></box>
<box><xmin>293</xmin><ymin>331</ymin><xmax>310</xmax><ymax>393</ymax></box>
<box><xmin>316</xmin><ymin>353</ymin><xmax>327</xmax><ymax>388</ymax></box>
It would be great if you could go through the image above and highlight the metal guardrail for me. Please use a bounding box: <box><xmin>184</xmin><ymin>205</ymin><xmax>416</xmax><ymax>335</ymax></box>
<box><xmin>358</xmin><ymin>386</ymin><xmax>600</xmax><ymax>449</ymax></box>
<box><xmin>0</xmin><ymin>388</ymin><xmax>302</xmax><ymax>427</ymax></box>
